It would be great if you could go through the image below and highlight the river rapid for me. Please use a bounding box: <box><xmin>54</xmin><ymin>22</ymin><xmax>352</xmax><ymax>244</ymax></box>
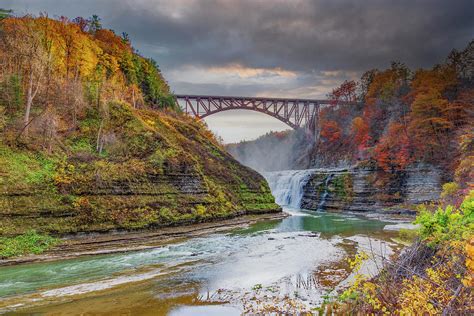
<box><xmin>0</xmin><ymin>169</ymin><xmax>410</xmax><ymax>315</ymax></box>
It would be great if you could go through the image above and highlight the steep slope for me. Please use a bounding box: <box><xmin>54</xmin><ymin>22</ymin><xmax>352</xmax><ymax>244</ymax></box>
<box><xmin>0</xmin><ymin>102</ymin><xmax>279</xmax><ymax>235</ymax></box>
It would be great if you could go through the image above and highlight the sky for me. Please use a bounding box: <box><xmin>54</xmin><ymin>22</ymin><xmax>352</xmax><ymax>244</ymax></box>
<box><xmin>4</xmin><ymin>0</ymin><xmax>473</xmax><ymax>143</ymax></box>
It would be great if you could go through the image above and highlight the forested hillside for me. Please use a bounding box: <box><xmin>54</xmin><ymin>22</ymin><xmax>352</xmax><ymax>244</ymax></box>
<box><xmin>231</xmin><ymin>41</ymin><xmax>473</xmax><ymax>199</ymax></box>
<box><xmin>0</xmin><ymin>14</ymin><xmax>279</xmax><ymax>240</ymax></box>
<box><xmin>0</xmin><ymin>13</ymin><xmax>173</xmax><ymax>140</ymax></box>
<box><xmin>318</xmin><ymin>45</ymin><xmax>473</xmax><ymax>182</ymax></box>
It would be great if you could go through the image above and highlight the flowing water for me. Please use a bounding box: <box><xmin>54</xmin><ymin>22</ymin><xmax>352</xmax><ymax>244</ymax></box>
<box><xmin>0</xmin><ymin>169</ymin><xmax>407</xmax><ymax>315</ymax></box>
<box><xmin>264</xmin><ymin>169</ymin><xmax>315</xmax><ymax>208</ymax></box>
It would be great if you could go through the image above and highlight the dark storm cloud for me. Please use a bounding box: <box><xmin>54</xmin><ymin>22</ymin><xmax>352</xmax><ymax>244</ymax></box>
<box><xmin>98</xmin><ymin>0</ymin><xmax>474</xmax><ymax>72</ymax></box>
<box><xmin>5</xmin><ymin>0</ymin><xmax>473</xmax><ymax>72</ymax></box>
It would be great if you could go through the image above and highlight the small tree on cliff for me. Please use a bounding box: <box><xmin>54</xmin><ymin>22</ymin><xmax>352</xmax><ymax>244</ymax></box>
<box><xmin>327</xmin><ymin>80</ymin><xmax>357</xmax><ymax>105</ymax></box>
<box><xmin>351</xmin><ymin>116</ymin><xmax>371</xmax><ymax>159</ymax></box>
<box><xmin>375</xmin><ymin>122</ymin><xmax>414</xmax><ymax>172</ymax></box>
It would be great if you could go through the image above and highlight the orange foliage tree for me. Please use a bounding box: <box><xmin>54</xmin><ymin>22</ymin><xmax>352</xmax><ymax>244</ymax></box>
<box><xmin>320</xmin><ymin>120</ymin><xmax>342</xmax><ymax>143</ymax></box>
<box><xmin>375</xmin><ymin>122</ymin><xmax>414</xmax><ymax>171</ymax></box>
<box><xmin>351</xmin><ymin>116</ymin><xmax>371</xmax><ymax>151</ymax></box>
<box><xmin>365</xmin><ymin>62</ymin><xmax>410</xmax><ymax>105</ymax></box>
<box><xmin>328</xmin><ymin>80</ymin><xmax>357</xmax><ymax>105</ymax></box>
<box><xmin>407</xmin><ymin>66</ymin><xmax>463</xmax><ymax>159</ymax></box>
<box><xmin>361</xmin><ymin>62</ymin><xmax>411</xmax><ymax>143</ymax></box>
<box><xmin>409</xmin><ymin>89</ymin><xmax>453</xmax><ymax>154</ymax></box>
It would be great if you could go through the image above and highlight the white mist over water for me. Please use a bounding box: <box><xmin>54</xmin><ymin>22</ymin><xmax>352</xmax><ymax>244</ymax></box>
<box><xmin>263</xmin><ymin>169</ymin><xmax>315</xmax><ymax>208</ymax></box>
<box><xmin>226</xmin><ymin>129</ymin><xmax>311</xmax><ymax>172</ymax></box>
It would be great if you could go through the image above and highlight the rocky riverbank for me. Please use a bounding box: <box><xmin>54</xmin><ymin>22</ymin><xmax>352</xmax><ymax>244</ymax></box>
<box><xmin>0</xmin><ymin>211</ymin><xmax>288</xmax><ymax>267</ymax></box>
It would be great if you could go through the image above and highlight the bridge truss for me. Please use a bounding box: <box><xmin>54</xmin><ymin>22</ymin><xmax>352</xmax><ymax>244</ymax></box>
<box><xmin>174</xmin><ymin>95</ymin><xmax>355</xmax><ymax>130</ymax></box>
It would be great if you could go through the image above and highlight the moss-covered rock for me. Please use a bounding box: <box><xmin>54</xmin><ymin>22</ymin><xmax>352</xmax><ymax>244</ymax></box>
<box><xmin>0</xmin><ymin>102</ymin><xmax>280</xmax><ymax>236</ymax></box>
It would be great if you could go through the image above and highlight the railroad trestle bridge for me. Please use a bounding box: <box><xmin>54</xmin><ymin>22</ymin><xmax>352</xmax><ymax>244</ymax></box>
<box><xmin>174</xmin><ymin>94</ymin><xmax>357</xmax><ymax>130</ymax></box>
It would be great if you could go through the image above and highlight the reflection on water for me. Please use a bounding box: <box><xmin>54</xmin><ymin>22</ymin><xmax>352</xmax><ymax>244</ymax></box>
<box><xmin>232</xmin><ymin>209</ymin><xmax>389</xmax><ymax>237</ymax></box>
<box><xmin>277</xmin><ymin>209</ymin><xmax>388</xmax><ymax>237</ymax></box>
<box><xmin>0</xmin><ymin>209</ymin><xmax>400</xmax><ymax>315</ymax></box>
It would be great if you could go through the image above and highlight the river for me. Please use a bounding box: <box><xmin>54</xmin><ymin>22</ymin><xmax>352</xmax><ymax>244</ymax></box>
<box><xmin>0</xmin><ymin>170</ymin><xmax>409</xmax><ymax>315</ymax></box>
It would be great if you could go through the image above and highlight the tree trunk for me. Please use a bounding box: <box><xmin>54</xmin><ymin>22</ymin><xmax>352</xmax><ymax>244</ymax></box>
<box><xmin>96</xmin><ymin>119</ymin><xmax>103</xmax><ymax>153</ymax></box>
<box><xmin>72</xmin><ymin>67</ymin><xmax>80</xmax><ymax>129</ymax></box>
<box><xmin>24</xmin><ymin>70</ymin><xmax>34</xmax><ymax>136</ymax></box>
<box><xmin>132</xmin><ymin>87</ymin><xmax>136</xmax><ymax>108</ymax></box>
<box><xmin>23</xmin><ymin>67</ymin><xmax>41</xmax><ymax>137</ymax></box>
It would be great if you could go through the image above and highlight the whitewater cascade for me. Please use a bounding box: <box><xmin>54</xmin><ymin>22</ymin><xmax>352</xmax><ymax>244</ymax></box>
<box><xmin>263</xmin><ymin>170</ymin><xmax>315</xmax><ymax>208</ymax></box>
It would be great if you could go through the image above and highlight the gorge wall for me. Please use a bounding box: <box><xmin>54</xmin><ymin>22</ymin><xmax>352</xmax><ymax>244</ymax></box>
<box><xmin>300</xmin><ymin>165</ymin><xmax>442</xmax><ymax>214</ymax></box>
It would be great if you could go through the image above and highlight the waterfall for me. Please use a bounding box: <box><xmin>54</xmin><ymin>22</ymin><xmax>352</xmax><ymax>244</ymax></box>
<box><xmin>317</xmin><ymin>174</ymin><xmax>334</xmax><ymax>211</ymax></box>
<box><xmin>263</xmin><ymin>169</ymin><xmax>315</xmax><ymax>208</ymax></box>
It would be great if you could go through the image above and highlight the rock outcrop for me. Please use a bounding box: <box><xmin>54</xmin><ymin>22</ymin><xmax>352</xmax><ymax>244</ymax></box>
<box><xmin>300</xmin><ymin>164</ymin><xmax>442</xmax><ymax>214</ymax></box>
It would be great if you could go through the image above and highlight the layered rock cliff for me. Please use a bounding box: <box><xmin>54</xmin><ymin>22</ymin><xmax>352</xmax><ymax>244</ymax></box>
<box><xmin>300</xmin><ymin>165</ymin><xmax>442</xmax><ymax>214</ymax></box>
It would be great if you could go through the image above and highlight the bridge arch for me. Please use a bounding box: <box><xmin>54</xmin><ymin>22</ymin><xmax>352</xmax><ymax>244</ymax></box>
<box><xmin>174</xmin><ymin>95</ymin><xmax>329</xmax><ymax>130</ymax></box>
<box><xmin>174</xmin><ymin>95</ymin><xmax>359</xmax><ymax>131</ymax></box>
<box><xmin>198</xmin><ymin>105</ymin><xmax>299</xmax><ymax>129</ymax></box>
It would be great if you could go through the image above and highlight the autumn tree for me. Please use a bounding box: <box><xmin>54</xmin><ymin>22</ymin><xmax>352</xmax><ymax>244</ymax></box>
<box><xmin>362</xmin><ymin>62</ymin><xmax>412</xmax><ymax>142</ymax></box>
<box><xmin>375</xmin><ymin>122</ymin><xmax>414</xmax><ymax>172</ymax></box>
<box><xmin>1</xmin><ymin>17</ymin><xmax>49</xmax><ymax>136</ymax></box>
<box><xmin>94</xmin><ymin>29</ymin><xmax>131</xmax><ymax>55</ymax></box>
<box><xmin>409</xmin><ymin>66</ymin><xmax>457</xmax><ymax>98</ymax></box>
<box><xmin>327</xmin><ymin>80</ymin><xmax>357</xmax><ymax>104</ymax></box>
<box><xmin>409</xmin><ymin>92</ymin><xmax>449</xmax><ymax>157</ymax></box>
<box><xmin>445</xmin><ymin>88</ymin><xmax>472</xmax><ymax>128</ymax></box>
<box><xmin>454</xmin><ymin>126</ymin><xmax>474</xmax><ymax>191</ymax></box>
<box><xmin>320</xmin><ymin>120</ymin><xmax>342</xmax><ymax>143</ymax></box>
<box><xmin>358</xmin><ymin>69</ymin><xmax>378</xmax><ymax>100</ymax></box>
<box><xmin>407</xmin><ymin>66</ymin><xmax>462</xmax><ymax>160</ymax></box>
<box><xmin>365</xmin><ymin>62</ymin><xmax>411</xmax><ymax>105</ymax></box>
<box><xmin>55</xmin><ymin>17</ymin><xmax>81</xmax><ymax>79</ymax></box>
<box><xmin>351</xmin><ymin>116</ymin><xmax>371</xmax><ymax>152</ymax></box>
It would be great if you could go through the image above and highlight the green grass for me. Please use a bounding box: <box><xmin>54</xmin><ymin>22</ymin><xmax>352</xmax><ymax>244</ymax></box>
<box><xmin>0</xmin><ymin>145</ymin><xmax>58</xmax><ymax>186</ymax></box>
<box><xmin>0</xmin><ymin>231</ymin><xmax>60</xmax><ymax>258</ymax></box>
<box><xmin>68</xmin><ymin>137</ymin><xmax>95</xmax><ymax>153</ymax></box>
